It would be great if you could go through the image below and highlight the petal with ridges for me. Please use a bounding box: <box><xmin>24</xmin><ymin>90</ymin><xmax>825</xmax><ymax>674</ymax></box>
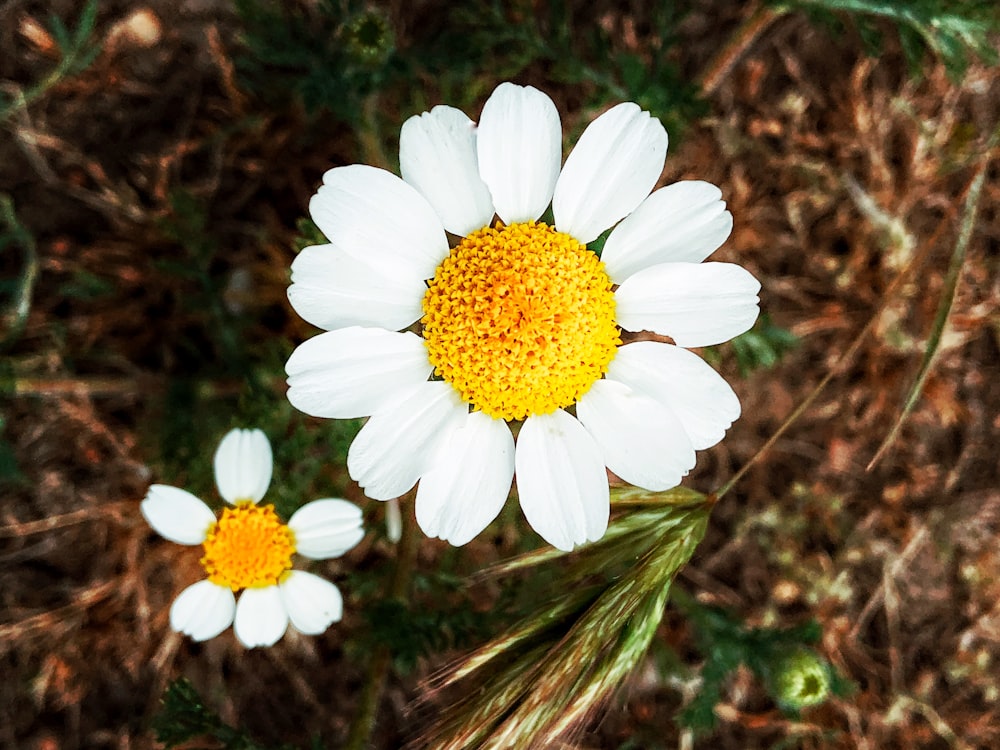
<box><xmin>615</xmin><ymin>262</ymin><xmax>761</xmax><ymax>347</ymax></box>
<box><xmin>141</xmin><ymin>485</ymin><xmax>215</xmax><ymax>545</ymax></box>
<box><xmin>601</xmin><ymin>181</ymin><xmax>733</xmax><ymax>283</ymax></box>
<box><xmin>309</xmin><ymin>164</ymin><xmax>448</xmax><ymax>281</ymax></box>
<box><xmin>416</xmin><ymin>411</ymin><xmax>514</xmax><ymax>546</ymax></box>
<box><xmin>400</xmin><ymin>105</ymin><xmax>495</xmax><ymax>236</ymax></box>
<box><xmin>607</xmin><ymin>341</ymin><xmax>741</xmax><ymax>450</ymax></box>
<box><xmin>515</xmin><ymin>410</ymin><xmax>609</xmax><ymax>551</ymax></box>
<box><xmin>288</xmin><ymin>498</ymin><xmax>365</xmax><ymax>559</ymax></box>
<box><xmin>214</xmin><ymin>428</ymin><xmax>272</xmax><ymax>504</ymax></box>
<box><xmin>576</xmin><ymin>379</ymin><xmax>695</xmax><ymax>491</ymax></box>
<box><xmin>553</xmin><ymin>102</ymin><xmax>667</xmax><ymax>244</ymax></box>
<box><xmin>477</xmin><ymin>82</ymin><xmax>561</xmax><ymax>225</ymax></box>
<box><xmin>280</xmin><ymin>571</ymin><xmax>344</xmax><ymax>635</ymax></box>
<box><xmin>169</xmin><ymin>580</ymin><xmax>235</xmax><ymax>641</ymax></box>
<box><xmin>347</xmin><ymin>381</ymin><xmax>468</xmax><ymax>501</ymax></box>
<box><xmin>233</xmin><ymin>587</ymin><xmax>288</xmax><ymax>648</ymax></box>
<box><xmin>286</xmin><ymin>327</ymin><xmax>432</xmax><ymax>419</ymax></box>
<box><xmin>288</xmin><ymin>243</ymin><xmax>426</xmax><ymax>332</ymax></box>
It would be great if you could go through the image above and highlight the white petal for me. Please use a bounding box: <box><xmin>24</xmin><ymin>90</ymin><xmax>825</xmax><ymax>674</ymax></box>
<box><xmin>416</xmin><ymin>411</ymin><xmax>514</xmax><ymax>546</ymax></box>
<box><xmin>287</xmin><ymin>243</ymin><xmax>426</xmax><ymax>332</ymax></box>
<box><xmin>514</xmin><ymin>410</ymin><xmax>609</xmax><ymax>551</ymax></box>
<box><xmin>615</xmin><ymin>262</ymin><xmax>761</xmax><ymax>347</ymax></box>
<box><xmin>476</xmin><ymin>82</ymin><xmax>561</xmax><ymax>225</ymax></box>
<box><xmin>347</xmin><ymin>381</ymin><xmax>468</xmax><ymax>501</ymax></box>
<box><xmin>601</xmin><ymin>181</ymin><xmax>734</xmax><ymax>283</ymax></box>
<box><xmin>553</xmin><ymin>102</ymin><xmax>667</xmax><ymax>244</ymax></box>
<box><xmin>576</xmin><ymin>379</ymin><xmax>695</xmax><ymax>491</ymax></box>
<box><xmin>400</xmin><ymin>105</ymin><xmax>495</xmax><ymax>236</ymax></box>
<box><xmin>280</xmin><ymin>571</ymin><xmax>344</xmax><ymax>635</ymax></box>
<box><xmin>607</xmin><ymin>341</ymin><xmax>741</xmax><ymax>450</ymax></box>
<box><xmin>213</xmin><ymin>428</ymin><xmax>272</xmax><ymax>504</ymax></box>
<box><xmin>141</xmin><ymin>485</ymin><xmax>215</xmax><ymax>545</ymax></box>
<box><xmin>285</xmin><ymin>327</ymin><xmax>432</xmax><ymax>419</ymax></box>
<box><xmin>288</xmin><ymin>498</ymin><xmax>365</xmax><ymax>559</ymax></box>
<box><xmin>309</xmin><ymin>164</ymin><xmax>448</xmax><ymax>280</ymax></box>
<box><xmin>234</xmin><ymin>587</ymin><xmax>288</xmax><ymax>648</ymax></box>
<box><xmin>169</xmin><ymin>580</ymin><xmax>235</xmax><ymax>641</ymax></box>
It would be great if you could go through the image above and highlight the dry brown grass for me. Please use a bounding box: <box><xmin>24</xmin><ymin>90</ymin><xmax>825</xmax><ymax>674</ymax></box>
<box><xmin>1</xmin><ymin>2</ymin><xmax>998</xmax><ymax>749</ymax></box>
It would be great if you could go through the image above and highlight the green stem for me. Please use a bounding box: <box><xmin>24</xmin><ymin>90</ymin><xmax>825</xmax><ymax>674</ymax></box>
<box><xmin>343</xmin><ymin>497</ymin><xmax>419</xmax><ymax>750</ymax></box>
<box><xmin>866</xmin><ymin>134</ymin><xmax>994</xmax><ymax>469</ymax></box>
<box><xmin>357</xmin><ymin>92</ymin><xmax>392</xmax><ymax>171</ymax></box>
<box><xmin>0</xmin><ymin>1</ymin><xmax>99</xmax><ymax>127</ymax></box>
<box><xmin>0</xmin><ymin>195</ymin><xmax>38</xmax><ymax>351</ymax></box>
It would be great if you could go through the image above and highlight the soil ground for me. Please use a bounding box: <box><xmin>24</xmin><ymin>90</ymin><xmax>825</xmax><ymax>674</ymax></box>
<box><xmin>1</xmin><ymin>2</ymin><xmax>998</xmax><ymax>749</ymax></box>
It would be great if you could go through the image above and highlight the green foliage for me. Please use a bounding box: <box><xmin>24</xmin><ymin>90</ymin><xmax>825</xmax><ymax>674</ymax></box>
<box><xmin>0</xmin><ymin>0</ymin><xmax>101</xmax><ymax>125</ymax></box>
<box><xmin>0</xmin><ymin>195</ymin><xmax>38</xmax><ymax>351</ymax></box>
<box><xmin>670</xmin><ymin>589</ymin><xmax>851</xmax><ymax>732</ymax></box>
<box><xmin>267</xmin><ymin>414</ymin><xmax>364</xmax><ymax>520</ymax></box>
<box><xmin>730</xmin><ymin>314</ymin><xmax>799</xmax><ymax>376</ymax></box>
<box><xmin>779</xmin><ymin>0</ymin><xmax>1000</xmax><ymax>78</ymax></box>
<box><xmin>292</xmin><ymin>218</ymin><xmax>326</xmax><ymax>253</ymax></box>
<box><xmin>360</xmin><ymin>594</ymin><xmax>493</xmax><ymax>674</ymax></box>
<box><xmin>235</xmin><ymin>0</ymin><xmax>704</xmax><ymax>138</ymax></box>
<box><xmin>152</xmin><ymin>188</ymin><xmax>259</xmax><ymax>382</ymax></box>
<box><xmin>346</xmin><ymin>565</ymin><xmax>501</xmax><ymax>674</ymax></box>
<box><xmin>704</xmin><ymin>314</ymin><xmax>798</xmax><ymax>376</ymax></box>
<box><xmin>153</xmin><ymin>678</ymin><xmax>307</xmax><ymax>750</ymax></box>
<box><xmin>406</xmin><ymin>0</ymin><xmax>704</xmax><ymax>136</ymax></box>
<box><xmin>57</xmin><ymin>270</ymin><xmax>115</xmax><ymax>301</ymax></box>
<box><xmin>234</xmin><ymin>0</ymin><xmax>397</xmax><ymax>123</ymax></box>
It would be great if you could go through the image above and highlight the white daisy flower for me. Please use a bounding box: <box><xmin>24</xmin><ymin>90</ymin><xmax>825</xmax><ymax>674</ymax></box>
<box><xmin>141</xmin><ymin>428</ymin><xmax>365</xmax><ymax>648</ymax></box>
<box><xmin>286</xmin><ymin>82</ymin><xmax>760</xmax><ymax>552</ymax></box>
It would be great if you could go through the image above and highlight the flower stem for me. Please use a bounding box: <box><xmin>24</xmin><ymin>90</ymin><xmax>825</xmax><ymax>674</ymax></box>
<box><xmin>343</xmin><ymin>495</ymin><xmax>419</xmax><ymax>750</ymax></box>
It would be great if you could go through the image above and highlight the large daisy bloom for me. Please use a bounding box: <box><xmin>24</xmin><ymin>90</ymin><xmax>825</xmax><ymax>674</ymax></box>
<box><xmin>141</xmin><ymin>428</ymin><xmax>365</xmax><ymax>648</ymax></box>
<box><xmin>286</xmin><ymin>82</ymin><xmax>760</xmax><ymax>552</ymax></box>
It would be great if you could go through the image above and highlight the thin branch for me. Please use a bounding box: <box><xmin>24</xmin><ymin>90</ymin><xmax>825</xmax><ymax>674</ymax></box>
<box><xmin>698</xmin><ymin>4</ymin><xmax>785</xmax><ymax>95</ymax></box>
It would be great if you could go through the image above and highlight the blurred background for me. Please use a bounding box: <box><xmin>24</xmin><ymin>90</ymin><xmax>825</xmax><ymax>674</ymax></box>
<box><xmin>1</xmin><ymin>1</ymin><xmax>998</xmax><ymax>748</ymax></box>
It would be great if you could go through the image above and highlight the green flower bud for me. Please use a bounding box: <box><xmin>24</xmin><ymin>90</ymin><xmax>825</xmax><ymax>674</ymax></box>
<box><xmin>771</xmin><ymin>647</ymin><xmax>831</xmax><ymax>710</ymax></box>
<box><xmin>344</xmin><ymin>10</ymin><xmax>393</xmax><ymax>67</ymax></box>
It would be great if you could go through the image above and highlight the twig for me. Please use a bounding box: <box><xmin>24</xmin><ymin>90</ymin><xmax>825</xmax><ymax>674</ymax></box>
<box><xmin>0</xmin><ymin>501</ymin><xmax>134</xmax><ymax>538</ymax></box>
<box><xmin>886</xmin><ymin>695</ymin><xmax>972</xmax><ymax>750</ymax></box>
<box><xmin>11</xmin><ymin>376</ymin><xmax>248</xmax><ymax>398</ymax></box>
<box><xmin>698</xmin><ymin>4</ymin><xmax>785</xmax><ymax>95</ymax></box>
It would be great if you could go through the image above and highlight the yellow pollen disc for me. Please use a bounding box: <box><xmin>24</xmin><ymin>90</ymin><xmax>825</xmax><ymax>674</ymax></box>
<box><xmin>200</xmin><ymin>503</ymin><xmax>296</xmax><ymax>591</ymax></box>
<box><xmin>422</xmin><ymin>221</ymin><xmax>620</xmax><ymax>421</ymax></box>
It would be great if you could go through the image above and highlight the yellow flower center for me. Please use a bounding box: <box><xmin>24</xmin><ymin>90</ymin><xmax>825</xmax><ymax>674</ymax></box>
<box><xmin>200</xmin><ymin>503</ymin><xmax>296</xmax><ymax>591</ymax></box>
<box><xmin>421</xmin><ymin>221</ymin><xmax>620</xmax><ymax>421</ymax></box>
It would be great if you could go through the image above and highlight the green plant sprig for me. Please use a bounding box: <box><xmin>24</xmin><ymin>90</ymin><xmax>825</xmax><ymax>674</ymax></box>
<box><xmin>412</xmin><ymin>488</ymin><xmax>711</xmax><ymax>750</ymax></box>
<box><xmin>0</xmin><ymin>0</ymin><xmax>101</xmax><ymax>126</ymax></box>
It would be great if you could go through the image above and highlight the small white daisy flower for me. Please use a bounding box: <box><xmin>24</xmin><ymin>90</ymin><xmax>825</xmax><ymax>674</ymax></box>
<box><xmin>286</xmin><ymin>82</ymin><xmax>760</xmax><ymax>552</ymax></box>
<box><xmin>141</xmin><ymin>428</ymin><xmax>364</xmax><ymax>648</ymax></box>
